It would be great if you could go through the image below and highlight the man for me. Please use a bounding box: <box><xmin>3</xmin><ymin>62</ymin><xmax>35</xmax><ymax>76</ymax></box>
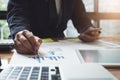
<box><xmin>7</xmin><ymin>0</ymin><xmax>101</xmax><ymax>54</ymax></box>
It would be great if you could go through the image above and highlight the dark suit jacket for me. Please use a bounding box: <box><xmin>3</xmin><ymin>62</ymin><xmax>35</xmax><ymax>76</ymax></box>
<box><xmin>7</xmin><ymin>0</ymin><xmax>93</xmax><ymax>39</ymax></box>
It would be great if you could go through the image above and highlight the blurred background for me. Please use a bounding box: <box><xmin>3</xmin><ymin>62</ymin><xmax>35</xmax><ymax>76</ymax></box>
<box><xmin>0</xmin><ymin>0</ymin><xmax>120</xmax><ymax>39</ymax></box>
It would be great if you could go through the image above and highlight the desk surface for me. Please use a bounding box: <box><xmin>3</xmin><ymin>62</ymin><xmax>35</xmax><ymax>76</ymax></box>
<box><xmin>0</xmin><ymin>35</ymin><xmax>120</xmax><ymax>80</ymax></box>
<box><xmin>96</xmin><ymin>35</ymin><xmax>120</xmax><ymax>79</ymax></box>
<box><xmin>0</xmin><ymin>51</ymin><xmax>13</xmax><ymax>63</ymax></box>
<box><xmin>0</xmin><ymin>52</ymin><xmax>13</xmax><ymax>58</ymax></box>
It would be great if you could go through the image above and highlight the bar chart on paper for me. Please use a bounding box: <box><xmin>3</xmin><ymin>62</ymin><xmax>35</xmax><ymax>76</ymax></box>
<box><xmin>29</xmin><ymin>47</ymin><xmax>80</xmax><ymax>64</ymax></box>
<box><xmin>31</xmin><ymin>55</ymin><xmax>65</xmax><ymax>63</ymax></box>
<box><xmin>31</xmin><ymin>48</ymin><xmax>65</xmax><ymax>63</ymax></box>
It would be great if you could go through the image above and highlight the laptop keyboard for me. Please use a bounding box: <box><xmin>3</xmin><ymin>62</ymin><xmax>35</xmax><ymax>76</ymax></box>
<box><xmin>0</xmin><ymin>66</ymin><xmax>61</xmax><ymax>80</ymax></box>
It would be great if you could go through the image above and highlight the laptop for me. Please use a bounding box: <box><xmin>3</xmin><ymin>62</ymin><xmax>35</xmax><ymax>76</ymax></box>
<box><xmin>77</xmin><ymin>49</ymin><xmax>120</xmax><ymax>67</ymax></box>
<box><xmin>0</xmin><ymin>64</ymin><xmax>118</xmax><ymax>80</ymax></box>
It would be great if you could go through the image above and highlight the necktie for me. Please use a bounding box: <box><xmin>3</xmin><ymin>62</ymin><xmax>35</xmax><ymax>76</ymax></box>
<box><xmin>49</xmin><ymin>0</ymin><xmax>62</xmax><ymax>28</ymax></box>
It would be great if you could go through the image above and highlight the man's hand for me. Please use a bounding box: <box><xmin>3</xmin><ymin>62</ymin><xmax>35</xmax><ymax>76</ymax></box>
<box><xmin>14</xmin><ymin>30</ymin><xmax>42</xmax><ymax>55</ymax></box>
<box><xmin>78</xmin><ymin>27</ymin><xmax>101</xmax><ymax>42</ymax></box>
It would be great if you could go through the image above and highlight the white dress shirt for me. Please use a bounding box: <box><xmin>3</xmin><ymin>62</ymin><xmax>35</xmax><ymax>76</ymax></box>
<box><xmin>55</xmin><ymin>0</ymin><xmax>61</xmax><ymax>15</ymax></box>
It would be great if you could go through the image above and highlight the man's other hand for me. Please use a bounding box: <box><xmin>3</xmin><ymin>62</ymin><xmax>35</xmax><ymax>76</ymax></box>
<box><xmin>78</xmin><ymin>27</ymin><xmax>101</xmax><ymax>42</ymax></box>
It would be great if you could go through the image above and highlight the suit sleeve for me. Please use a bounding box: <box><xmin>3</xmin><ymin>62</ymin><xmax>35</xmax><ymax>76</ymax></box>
<box><xmin>7</xmin><ymin>0</ymin><xmax>31</xmax><ymax>39</ymax></box>
<box><xmin>71</xmin><ymin>0</ymin><xmax>93</xmax><ymax>33</ymax></box>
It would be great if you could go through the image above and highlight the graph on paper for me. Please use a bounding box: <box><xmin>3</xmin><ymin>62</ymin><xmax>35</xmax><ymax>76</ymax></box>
<box><xmin>29</xmin><ymin>48</ymin><xmax>65</xmax><ymax>63</ymax></box>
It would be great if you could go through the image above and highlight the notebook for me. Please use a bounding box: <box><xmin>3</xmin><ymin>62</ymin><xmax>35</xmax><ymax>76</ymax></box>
<box><xmin>77</xmin><ymin>49</ymin><xmax>120</xmax><ymax>67</ymax></box>
<box><xmin>0</xmin><ymin>64</ymin><xmax>118</xmax><ymax>80</ymax></box>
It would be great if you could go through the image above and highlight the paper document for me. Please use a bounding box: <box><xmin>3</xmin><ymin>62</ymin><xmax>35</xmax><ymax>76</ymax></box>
<box><xmin>10</xmin><ymin>42</ymin><xmax>80</xmax><ymax>65</ymax></box>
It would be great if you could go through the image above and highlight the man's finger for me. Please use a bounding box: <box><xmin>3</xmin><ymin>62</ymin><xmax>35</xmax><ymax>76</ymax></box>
<box><xmin>85</xmin><ymin>27</ymin><xmax>101</xmax><ymax>34</ymax></box>
<box><xmin>91</xmin><ymin>31</ymin><xmax>100</xmax><ymax>36</ymax></box>
<box><xmin>23</xmin><ymin>30</ymin><xmax>37</xmax><ymax>51</ymax></box>
<box><xmin>14</xmin><ymin>39</ymin><xmax>30</xmax><ymax>54</ymax></box>
<box><xmin>78</xmin><ymin>34</ymin><xmax>99</xmax><ymax>42</ymax></box>
<box><xmin>17</xmin><ymin>34</ymin><xmax>35</xmax><ymax>53</ymax></box>
<box><xmin>34</xmin><ymin>36</ymin><xmax>42</xmax><ymax>53</ymax></box>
